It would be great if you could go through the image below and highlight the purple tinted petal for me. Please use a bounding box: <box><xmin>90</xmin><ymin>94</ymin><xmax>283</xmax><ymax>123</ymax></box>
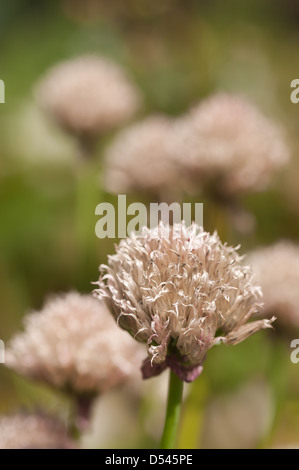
<box><xmin>141</xmin><ymin>357</ymin><xmax>168</xmax><ymax>379</ymax></box>
<box><xmin>166</xmin><ymin>356</ymin><xmax>203</xmax><ymax>382</ymax></box>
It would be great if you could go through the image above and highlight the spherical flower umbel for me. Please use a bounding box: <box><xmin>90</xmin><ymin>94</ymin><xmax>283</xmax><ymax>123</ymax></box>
<box><xmin>94</xmin><ymin>222</ymin><xmax>274</xmax><ymax>382</ymax></box>
<box><xmin>35</xmin><ymin>55</ymin><xmax>141</xmax><ymax>137</ymax></box>
<box><xmin>248</xmin><ymin>241</ymin><xmax>299</xmax><ymax>330</ymax></box>
<box><xmin>6</xmin><ymin>292</ymin><xmax>143</xmax><ymax>395</ymax></box>
<box><xmin>0</xmin><ymin>413</ymin><xmax>74</xmax><ymax>449</ymax></box>
<box><xmin>169</xmin><ymin>93</ymin><xmax>289</xmax><ymax>196</ymax></box>
<box><xmin>103</xmin><ymin>115</ymin><xmax>180</xmax><ymax>200</ymax></box>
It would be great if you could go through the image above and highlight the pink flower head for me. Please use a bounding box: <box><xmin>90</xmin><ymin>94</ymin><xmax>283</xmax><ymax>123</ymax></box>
<box><xmin>6</xmin><ymin>292</ymin><xmax>143</xmax><ymax>395</ymax></box>
<box><xmin>95</xmin><ymin>222</ymin><xmax>274</xmax><ymax>382</ymax></box>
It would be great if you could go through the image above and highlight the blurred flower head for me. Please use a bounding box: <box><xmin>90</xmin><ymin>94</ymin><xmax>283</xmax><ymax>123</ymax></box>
<box><xmin>169</xmin><ymin>93</ymin><xmax>289</xmax><ymax>197</ymax></box>
<box><xmin>103</xmin><ymin>115</ymin><xmax>181</xmax><ymax>200</ymax></box>
<box><xmin>35</xmin><ymin>55</ymin><xmax>141</xmax><ymax>138</ymax></box>
<box><xmin>95</xmin><ymin>222</ymin><xmax>274</xmax><ymax>382</ymax></box>
<box><xmin>201</xmin><ymin>379</ymin><xmax>273</xmax><ymax>449</ymax></box>
<box><xmin>6</xmin><ymin>292</ymin><xmax>143</xmax><ymax>395</ymax></box>
<box><xmin>248</xmin><ymin>241</ymin><xmax>299</xmax><ymax>329</ymax></box>
<box><xmin>0</xmin><ymin>412</ymin><xmax>73</xmax><ymax>449</ymax></box>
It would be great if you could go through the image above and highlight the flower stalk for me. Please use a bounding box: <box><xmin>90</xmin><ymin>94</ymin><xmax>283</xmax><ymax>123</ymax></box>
<box><xmin>160</xmin><ymin>370</ymin><xmax>184</xmax><ymax>449</ymax></box>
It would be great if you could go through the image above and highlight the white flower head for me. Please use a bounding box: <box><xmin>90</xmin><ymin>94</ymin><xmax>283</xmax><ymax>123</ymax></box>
<box><xmin>103</xmin><ymin>115</ymin><xmax>181</xmax><ymax>200</ymax></box>
<box><xmin>169</xmin><ymin>93</ymin><xmax>289</xmax><ymax>196</ymax></box>
<box><xmin>35</xmin><ymin>55</ymin><xmax>141</xmax><ymax>137</ymax></box>
<box><xmin>0</xmin><ymin>413</ymin><xmax>74</xmax><ymax>449</ymax></box>
<box><xmin>6</xmin><ymin>292</ymin><xmax>143</xmax><ymax>395</ymax></box>
<box><xmin>248</xmin><ymin>241</ymin><xmax>299</xmax><ymax>329</ymax></box>
<box><xmin>94</xmin><ymin>222</ymin><xmax>274</xmax><ymax>382</ymax></box>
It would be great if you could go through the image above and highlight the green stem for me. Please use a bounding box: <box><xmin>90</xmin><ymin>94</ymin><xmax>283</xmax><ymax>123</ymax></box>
<box><xmin>160</xmin><ymin>370</ymin><xmax>184</xmax><ymax>449</ymax></box>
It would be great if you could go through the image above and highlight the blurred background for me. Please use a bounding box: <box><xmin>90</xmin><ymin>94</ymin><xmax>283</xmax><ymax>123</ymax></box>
<box><xmin>1</xmin><ymin>0</ymin><xmax>299</xmax><ymax>448</ymax></box>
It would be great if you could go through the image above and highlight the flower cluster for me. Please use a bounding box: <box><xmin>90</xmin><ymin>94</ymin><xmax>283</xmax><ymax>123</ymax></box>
<box><xmin>95</xmin><ymin>222</ymin><xmax>274</xmax><ymax>382</ymax></box>
<box><xmin>103</xmin><ymin>115</ymin><xmax>180</xmax><ymax>200</ymax></box>
<box><xmin>0</xmin><ymin>413</ymin><xmax>74</xmax><ymax>449</ymax></box>
<box><xmin>169</xmin><ymin>93</ymin><xmax>289</xmax><ymax>196</ymax></box>
<box><xmin>6</xmin><ymin>292</ymin><xmax>143</xmax><ymax>395</ymax></box>
<box><xmin>248</xmin><ymin>241</ymin><xmax>299</xmax><ymax>329</ymax></box>
<box><xmin>35</xmin><ymin>55</ymin><xmax>141</xmax><ymax>137</ymax></box>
